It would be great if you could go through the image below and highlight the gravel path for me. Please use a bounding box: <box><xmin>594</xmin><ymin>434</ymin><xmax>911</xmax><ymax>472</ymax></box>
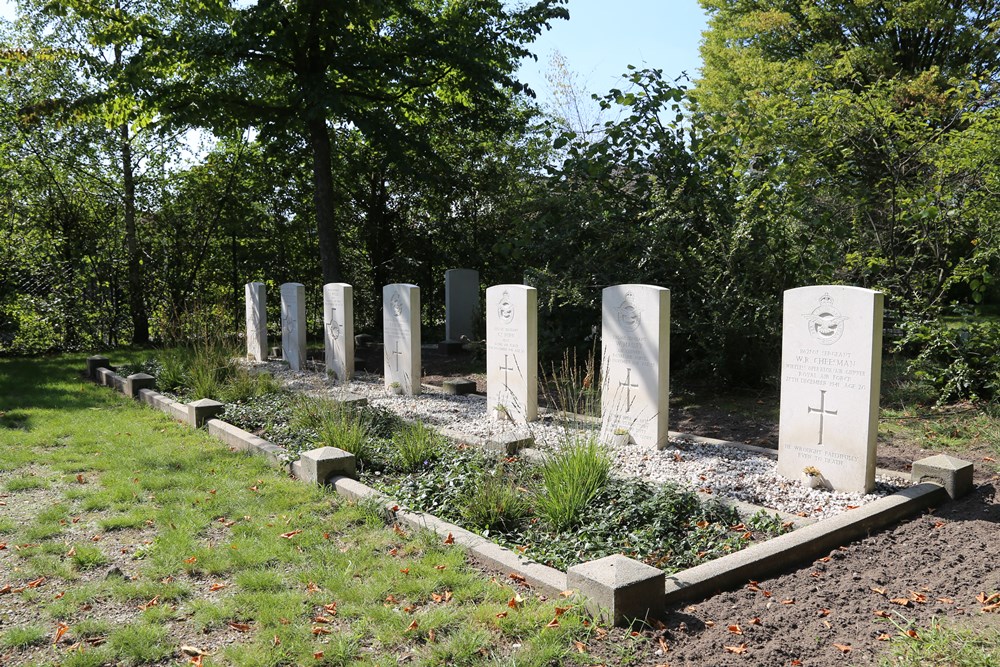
<box><xmin>262</xmin><ymin>362</ymin><xmax>907</xmax><ymax>520</ymax></box>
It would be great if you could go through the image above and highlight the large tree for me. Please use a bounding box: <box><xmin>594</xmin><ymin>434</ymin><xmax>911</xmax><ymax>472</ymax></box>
<box><xmin>693</xmin><ymin>0</ymin><xmax>1000</xmax><ymax>312</ymax></box>
<box><xmin>150</xmin><ymin>0</ymin><xmax>567</xmax><ymax>285</ymax></box>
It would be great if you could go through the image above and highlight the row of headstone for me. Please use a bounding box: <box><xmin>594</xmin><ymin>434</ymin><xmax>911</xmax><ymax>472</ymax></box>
<box><xmin>244</xmin><ymin>281</ymin><xmax>354</xmax><ymax>380</ymax></box>
<box><xmin>248</xmin><ymin>278</ymin><xmax>882</xmax><ymax>493</ymax></box>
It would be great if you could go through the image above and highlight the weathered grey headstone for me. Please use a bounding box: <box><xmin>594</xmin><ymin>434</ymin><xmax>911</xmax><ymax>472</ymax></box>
<box><xmin>323</xmin><ymin>283</ymin><xmax>354</xmax><ymax>382</ymax></box>
<box><xmin>245</xmin><ymin>282</ymin><xmax>267</xmax><ymax>362</ymax></box>
<box><xmin>382</xmin><ymin>284</ymin><xmax>421</xmax><ymax>395</ymax></box>
<box><xmin>280</xmin><ymin>282</ymin><xmax>306</xmax><ymax>371</ymax></box>
<box><xmin>776</xmin><ymin>286</ymin><xmax>884</xmax><ymax>493</ymax></box>
<box><xmin>444</xmin><ymin>268</ymin><xmax>479</xmax><ymax>345</ymax></box>
<box><xmin>600</xmin><ymin>284</ymin><xmax>670</xmax><ymax>449</ymax></box>
<box><xmin>486</xmin><ymin>284</ymin><xmax>537</xmax><ymax>423</ymax></box>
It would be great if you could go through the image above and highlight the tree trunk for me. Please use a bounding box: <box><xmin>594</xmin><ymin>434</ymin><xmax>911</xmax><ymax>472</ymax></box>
<box><xmin>117</xmin><ymin>38</ymin><xmax>149</xmax><ymax>345</ymax></box>
<box><xmin>308</xmin><ymin>116</ymin><xmax>342</xmax><ymax>284</ymax></box>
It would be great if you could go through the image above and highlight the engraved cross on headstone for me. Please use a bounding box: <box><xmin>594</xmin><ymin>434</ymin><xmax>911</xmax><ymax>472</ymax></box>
<box><xmin>807</xmin><ymin>389</ymin><xmax>838</xmax><ymax>445</ymax></box>
<box><xmin>390</xmin><ymin>339</ymin><xmax>403</xmax><ymax>372</ymax></box>
<box><xmin>619</xmin><ymin>367</ymin><xmax>639</xmax><ymax>411</ymax></box>
<box><xmin>500</xmin><ymin>354</ymin><xmax>515</xmax><ymax>391</ymax></box>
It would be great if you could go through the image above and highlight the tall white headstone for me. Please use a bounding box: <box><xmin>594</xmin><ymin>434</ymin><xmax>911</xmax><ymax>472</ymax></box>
<box><xmin>444</xmin><ymin>268</ymin><xmax>479</xmax><ymax>343</ymax></box>
<box><xmin>600</xmin><ymin>284</ymin><xmax>670</xmax><ymax>448</ymax></box>
<box><xmin>280</xmin><ymin>282</ymin><xmax>307</xmax><ymax>371</ymax></box>
<box><xmin>383</xmin><ymin>284</ymin><xmax>421</xmax><ymax>395</ymax></box>
<box><xmin>323</xmin><ymin>283</ymin><xmax>354</xmax><ymax>382</ymax></box>
<box><xmin>486</xmin><ymin>285</ymin><xmax>538</xmax><ymax>423</ymax></box>
<box><xmin>245</xmin><ymin>282</ymin><xmax>267</xmax><ymax>362</ymax></box>
<box><xmin>776</xmin><ymin>286</ymin><xmax>883</xmax><ymax>493</ymax></box>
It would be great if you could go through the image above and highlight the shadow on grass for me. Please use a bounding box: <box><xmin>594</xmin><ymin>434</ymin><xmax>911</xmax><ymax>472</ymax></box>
<box><xmin>0</xmin><ymin>354</ymin><xmax>121</xmax><ymax>416</ymax></box>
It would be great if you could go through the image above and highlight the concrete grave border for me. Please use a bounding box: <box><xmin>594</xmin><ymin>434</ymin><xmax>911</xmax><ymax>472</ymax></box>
<box><xmin>85</xmin><ymin>355</ymin><xmax>973</xmax><ymax>625</ymax></box>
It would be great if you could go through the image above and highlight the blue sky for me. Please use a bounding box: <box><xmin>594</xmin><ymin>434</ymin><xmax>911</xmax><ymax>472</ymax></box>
<box><xmin>0</xmin><ymin>0</ymin><xmax>709</xmax><ymax>105</ymax></box>
<box><xmin>517</xmin><ymin>1</ymin><xmax>708</xmax><ymax>103</ymax></box>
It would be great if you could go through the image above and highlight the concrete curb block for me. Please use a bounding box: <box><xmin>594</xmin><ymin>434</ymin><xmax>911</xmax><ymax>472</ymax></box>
<box><xmin>206</xmin><ymin>419</ymin><xmax>289</xmax><ymax>470</ymax></box>
<box><xmin>662</xmin><ymin>483</ymin><xmax>948</xmax><ymax>606</ymax></box>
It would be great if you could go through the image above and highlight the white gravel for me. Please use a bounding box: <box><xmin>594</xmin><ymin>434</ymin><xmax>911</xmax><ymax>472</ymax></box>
<box><xmin>261</xmin><ymin>361</ymin><xmax>907</xmax><ymax>521</ymax></box>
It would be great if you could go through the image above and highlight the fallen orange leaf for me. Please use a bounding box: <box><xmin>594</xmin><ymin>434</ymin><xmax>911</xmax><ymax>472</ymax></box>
<box><xmin>780</xmin><ymin>599</ymin><xmax>795</xmax><ymax>605</ymax></box>
<box><xmin>434</xmin><ymin>565</ymin><xmax>446</xmax><ymax>570</ymax></box>
<box><xmin>574</xmin><ymin>640</ymin><xmax>587</xmax><ymax>653</ymax></box>
<box><xmin>313</xmin><ymin>651</ymin><xmax>324</xmax><ymax>659</ymax></box>
<box><xmin>139</xmin><ymin>596</ymin><xmax>159</xmax><ymax>611</ymax></box>
<box><xmin>406</xmin><ymin>620</ymin><xmax>418</xmax><ymax>632</ymax></box>
<box><xmin>209</xmin><ymin>583</ymin><xmax>226</xmax><ymax>592</ymax></box>
<box><xmin>306</xmin><ymin>582</ymin><xmax>320</xmax><ymax>593</ymax></box>
<box><xmin>749</xmin><ymin>617</ymin><xmax>762</xmax><ymax>626</ymax></box>
<box><xmin>27</xmin><ymin>577</ymin><xmax>46</xmax><ymax>588</ymax></box>
<box><xmin>508</xmin><ymin>594</ymin><xmax>523</xmax><ymax>609</ymax></box>
<box><xmin>272</xmin><ymin>635</ymin><xmax>281</xmax><ymax>647</ymax></box>
<box><xmin>399</xmin><ymin>568</ymin><xmax>410</xmax><ymax>575</ymax></box>
<box><xmin>833</xmin><ymin>643</ymin><xmax>852</xmax><ymax>653</ymax></box>
<box><xmin>906</xmin><ymin>629</ymin><xmax>919</xmax><ymax>639</ymax></box>
<box><xmin>877</xmin><ymin>633</ymin><xmax>891</xmax><ymax>641</ymax></box>
<box><xmin>53</xmin><ymin>622</ymin><xmax>69</xmax><ymax>644</ymax></box>
<box><xmin>554</xmin><ymin>606</ymin><xmax>570</xmax><ymax>617</ymax></box>
<box><xmin>311</xmin><ymin>627</ymin><xmax>331</xmax><ymax>635</ymax></box>
<box><xmin>727</xmin><ymin>624</ymin><xmax>743</xmax><ymax>635</ymax></box>
<box><xmin>723</xmin><ymin>643</ymin><xmax>747</xmax><ymax>654</ymax></box>
<box><xmin>496</xmin><ymin>611</ymin><xmax>508</xmax><ymax>619</ymax></box>
<box><xmin>443</xmin><ymin>533</ymin><xmax>454</xmax><ymax>545</ymax></box>
<box><xmin>393</xmin><ymin>524</ymin><xmax>407</xmax><ymax>537</ymax></box>
<box><xmin>228</xmin><ymin>622</ymin><xmax>251</xmax><ymax>632</ymax></box>
<box><xmin>546</xmin><ymin>618</ymin><xmax>560</xmax><ymax>628</ymax></box>
<box><xmin>280</xmin><ymin>530</ymin><xmax>302</xmax><ymax>539</ymax></box>
<box><xmin>184</xmin><ymin>556</ymin><xmax>197</xmax><ymax>564</ymax></box>
<box><xmin>890</xmin><ymin>598</ymin><xmax>912</xmax><ymax>607</ymax></box>
<box><xmin>873</xmin><ymin>610</ymin><xmax>891</xmax><ymax>618</ymax></box>
<box><xmin>509</xmin><ymin>573</ymin><xmax>526</xmax><ymax>583</ymax></box>
<box><xmin>818</xmin><ymin>609</ymin><xmax>831</xmax><ymax>617</ymax></box>
<box><xmin>323</xmin><ymin>602</ymin><xmax>338</xmax><ymax>614</ymax></box>
<box><xmin>313</xmin><ymin>615</ymin><xmax>331</xmax><ymax>624</ymax></box>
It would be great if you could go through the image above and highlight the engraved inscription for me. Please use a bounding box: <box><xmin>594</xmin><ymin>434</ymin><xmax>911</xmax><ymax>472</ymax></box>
<box><xmin>806</xmin><ymin>389</ymin><xmax>838</xmax><ymax>445</ymax></box>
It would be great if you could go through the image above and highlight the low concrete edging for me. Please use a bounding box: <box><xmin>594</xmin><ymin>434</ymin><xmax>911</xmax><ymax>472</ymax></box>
<box><xmin>206</xmin><ymin>419</ymin><xmax>289</xmax><ymax>470</ymax></box>
<box><xmin>84</xmin><ymin>356</ymin><xmax>959</xmax><ymax>621</ymax></box>
<box><xmin>661</xmin><ymin>482</ymin><xmax>949</xmax><ymax>606</ymax></box>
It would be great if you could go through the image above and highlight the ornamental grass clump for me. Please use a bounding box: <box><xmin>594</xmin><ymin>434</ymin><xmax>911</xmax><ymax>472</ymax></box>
<box><xmin>394</xmin><ymin>421</ymin><xmax>444</xmax><ymax>472</ymax></box>
<box><xmin>534</xmin><ymin>438</ymin><xmax>611</xmax><ymax>531</ymax></box>
<box><xmin>318</xmin><ymin>410</ymin><xmax>374</xmax><ymax>466</ymax></box>
<box><xmin>459</xmin><ymin>471</ymin><xmax>531</xmax><ymax>534</ymax></box>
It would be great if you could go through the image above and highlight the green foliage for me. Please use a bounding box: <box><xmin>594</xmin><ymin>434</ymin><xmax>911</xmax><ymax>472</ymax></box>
<box><xmin>533</xmin><ymin>439</ymin><xmax>611</xmax><ymax>532</ymax></box>
<box><xmin>393</xmin><ymin>421</ymin><xmax>445</xmax><ymax>473</ymax></box>
<box><xmin>459</xmin><ymin>470</ymin><xmax>531</xmax><ymax>534</ymax></box>
<box><xmin>898</xmin><ymin>318</ymin><xmax>1000</xmax><ymax>403</ymax></box>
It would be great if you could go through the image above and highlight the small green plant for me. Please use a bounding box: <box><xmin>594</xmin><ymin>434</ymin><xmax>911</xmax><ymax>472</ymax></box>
<box><xmin>1</xmin><ymin>625</ymin><xmax>47</xmax><ymax>649</ymax></box>
<box><xmin>318</xmin><ymin>410</ymin><xmax>373</xmax><ymax>464</ymax></box>
<box><xmin>534</xmin><ymin>438</ymin><xmax>611</xmax><ymax>531</ymax></box>
<box><xmin>70</xmin><ymin>544</ymin><xmax>109</xmax><ymax>570</ymax></box>
<box><xmin>882</xmin><ymin>618</ymin><xmax>1000</xmax><ymax>666</ymax></box>
<box><xmin>459</xmin><ymin>472</ymin><xmax>531</xmax><ymax>533</ymax></box>
<box><xmin>393</xmin><ymin>421</ymin><xmax>443</xmax><ymax>472</ymax></box>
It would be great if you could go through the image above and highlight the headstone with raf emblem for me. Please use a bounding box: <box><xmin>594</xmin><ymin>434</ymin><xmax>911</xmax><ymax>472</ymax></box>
<box><xmin>600</xmin><ymin>284</ymin><xmax>670</xmax><ymax>448</ymax></box>
<box><xmin>382</xmin><ymin>284</ymin><xmax>421</xmax><ymax>395</ymax></box>
<box><xmin>323</xmin><ymin>283</ymin><xmax>354</xmax><ymax>381</ymax></box>
<box><xmin>776</xmin><ymin>286</ymin><xmax>883</xmax><ymax>493</ymax></box>
<box><xmin>486</xmin><ymin>285</ymin><xmax>537</xmax><ymax>423</ymax></box>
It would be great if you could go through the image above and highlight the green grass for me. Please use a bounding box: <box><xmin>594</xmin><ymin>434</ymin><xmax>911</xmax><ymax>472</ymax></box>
<box><xmin>534</xmin><ymin>438</ymin><xmax>611</xmax><ymax>531</ymax></box>
<box><xmin>882</xmin><ymin>620</ymin><xmax>1000</xmax><ymax>666</ymax></box>
<box><xmin>0</xmin><ymin>625</ymin><xmax>47</xmax><ymax>649</ymax></box>
<box><xmin>0</xmin><ymin>354</ymin><xmax>595</xmax><ymax>666</ymax></box>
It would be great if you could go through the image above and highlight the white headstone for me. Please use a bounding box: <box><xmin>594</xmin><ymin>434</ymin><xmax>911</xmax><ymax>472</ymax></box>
<box><xmin>776</xmin><ymin>286</ymin><xmax>883</xmax><ymax>493</ymax></box>
<box><xmin>486</xmin><ymin>284</ymin><xmax>538</xmax><ymax>423</ymax></box>
<box><xmin>280</xmin><ymin>282</ymin><xmax>306</xmax><ymax>371</ymax></box>
<box><xmin>323</xmin><ymin>283</ymin><xmax>354</xmax><ymax>382</ymax></box>
<box><xmin>600</xmin><ymin>284</ymin><xmax>670</xmax><ymax>448</ymax></box>
<box><xmin>245</xmin><ymin>282</ymin><xmax>267</xmax><ymax>362</ymax></box>
<box><xmin>383</xmin><ymin>284</ymin><xmax>421</xmax><ymax>395</ymax></box>
<box><xmin>444</xmin><ymin>268</ymin><xmax>479</xmax><ymax>343</ymax></box>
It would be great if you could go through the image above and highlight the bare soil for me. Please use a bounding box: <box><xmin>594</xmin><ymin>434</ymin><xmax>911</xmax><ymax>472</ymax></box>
<box><xmin>423</xmin><ymin>349</ymin><xmax>1000</xmax><ymax>666</ymax></box>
